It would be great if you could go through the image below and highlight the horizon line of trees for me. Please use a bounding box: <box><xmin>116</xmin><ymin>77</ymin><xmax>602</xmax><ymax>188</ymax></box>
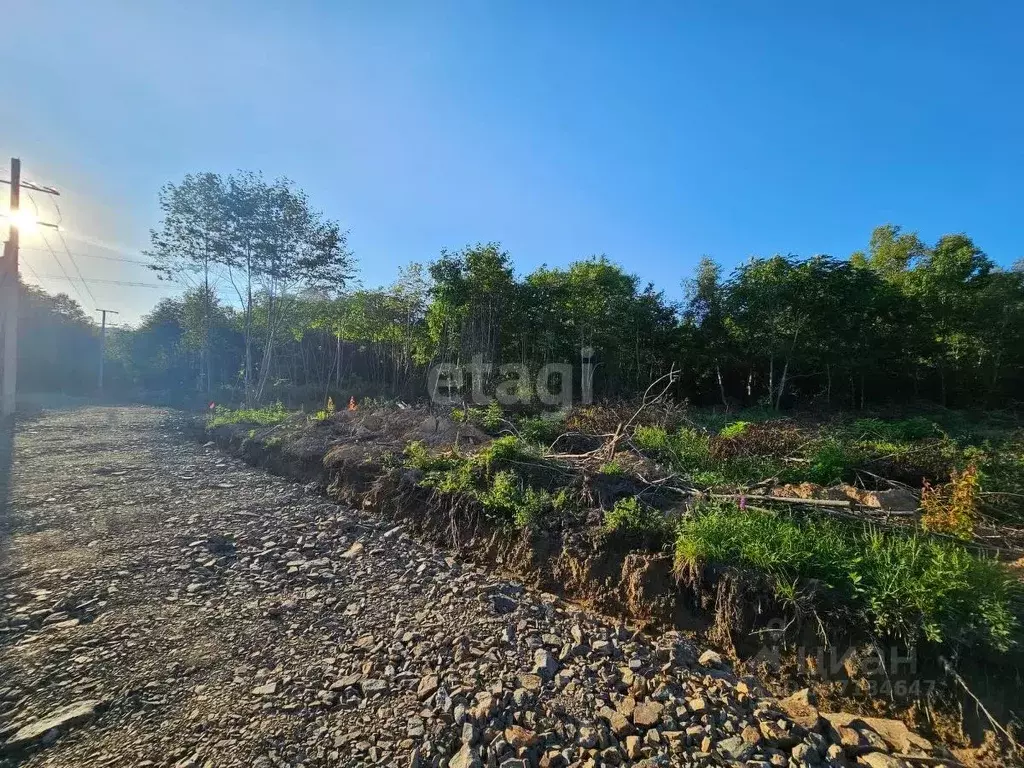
<box><xmin>8</xmin><ymin>171</ymin><xmax>1024</xmax><ymax>411</ymax></box>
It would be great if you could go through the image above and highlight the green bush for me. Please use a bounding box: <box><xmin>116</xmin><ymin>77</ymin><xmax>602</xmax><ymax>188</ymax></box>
<box><xmin>481</xmin><ymin>469</ymin><xmax>551</xmax><ymax>528</ymax></box>
<box><xmin>719</xmin><ymin>421</ymin><xmax>752</xmax><ymax>438</ymax></box>
<box><xmin>479</xmin><ymin>435</ymin><xmax>538</xmax><ymax>468</ymax></box>
<box><xmin>634</xmin><ymin>426</ymin><xmax>711</xmax><ymax>470</ymax></box>
<box><xmin>848</xmin><ymin>417</ymin><xmax>939</xmax><ymax>442</ymax></box>
<box><xmin>517</xmin><ymin>414</ymin><xmax>565</xmax><ymax>445</ymax></box>
<box><xmin>405</xmin><ymin>439</ymin><xmax>552</xmax><ymax>528</ymax></box>
<box><xmin>603</xmin><ymin>496</ymin><xmax>667</xmax><ymax>536</ymax></box>
<box><xmin>806</xmin><ymin>439</ymin><xmax>859</xmax><ymax>485</ymax></box>
<box><xmin>675</xmin><ymin>504</ymin><xmax>1020</xmax><ymax>652</ymax></box>
<box><xmin>465</xmin><ymin>401</ymin><xmax>505</xmax><ymax>432</ymax></box>
<box><xmin>208</xmin><ymin>402</ymin><xmax>291</xmax><ymax>428</ymax></box>
<box><xmin>598</xmin><ymin>460</ymin><xmax>625</xmax><ymax>476</ymax></box>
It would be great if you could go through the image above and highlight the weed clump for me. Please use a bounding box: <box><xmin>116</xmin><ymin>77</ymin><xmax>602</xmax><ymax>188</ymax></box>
<box><xmin>675</xmin><ymin>504</ymin><xmax>1020</xmax><ymax>653</ymax></box>
<box><xmin>208</xmin><ymin>402</ymin><xmax>291</xmax><ymax>428</ymax></box>
<box><xmin>403</xmin><ymin>437</ymin><xmax>553</xmax><ymax>528</ymax></box>
<box><xmin>598</xmin><ymin>460</ymin><xmax>625</xmax><ymax>476</ymax></box>
<box><xmin>312</xmin><ymin>397</ymin><xmax>336</xmax><ymax>422</ymax></box>
<box><xmin>806</xmin><ymin>439</ymin><xmax>859</xmax><ymax>485</ymax></box>
<box><xmin>456</xmin><ymin>401</ymin><xmax>506</xmax><ymax>432</ymax></box>
<box><xmin>921</xmin><ymin>465</ymin><xmax>980</xmax><ymax>539</ymax></box>
<box><xmin>603</xmin><ymin>496</ymin><xmax>668</xmax><ymax>538</ymax></box>
<box><xmin>517</xmin><ymin>414</ymin><xmax>566</xmax><ymax>445</ymax></box>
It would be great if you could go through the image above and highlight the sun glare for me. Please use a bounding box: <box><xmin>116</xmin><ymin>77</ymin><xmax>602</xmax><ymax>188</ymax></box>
<box><xmin>6</xmin><ymin>210</ymin><xmax>39</xmax><ymax>231</ymax></box>
<box><xmin>3</xmin><ymin>209</ymin><xmax>40</xmax><ymax>232</ymax></box>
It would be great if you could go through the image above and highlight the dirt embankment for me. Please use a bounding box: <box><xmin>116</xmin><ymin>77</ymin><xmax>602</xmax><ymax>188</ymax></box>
<box><xmin>205</xmin><ymin>408</ymin><xmax>1023</xmax><ymax>763</ymax></box>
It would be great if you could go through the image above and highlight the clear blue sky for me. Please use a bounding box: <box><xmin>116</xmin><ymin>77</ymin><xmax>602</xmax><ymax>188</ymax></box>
<box><xmin>3</xmin><ymin>1</ymin><xmax>1021</xmax><ymax>321</ymax></box>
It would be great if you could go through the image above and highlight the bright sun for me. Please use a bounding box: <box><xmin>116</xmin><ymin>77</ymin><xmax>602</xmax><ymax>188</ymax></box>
<box><xmin>4</xmin><ymin>209</ymin><xmax>39</xmax><ymax>232</ymax></box>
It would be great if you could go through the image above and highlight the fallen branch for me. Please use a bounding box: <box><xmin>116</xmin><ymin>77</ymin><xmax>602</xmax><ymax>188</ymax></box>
<box><xmin>938</xmin><ymin>654</ymin><xmax>1021</xmax><ymax>756</ymax></box>
<box><xmin>709</xmin><ymin>492</ymin><xmax>917</xmax><ymax>515</ymax></box>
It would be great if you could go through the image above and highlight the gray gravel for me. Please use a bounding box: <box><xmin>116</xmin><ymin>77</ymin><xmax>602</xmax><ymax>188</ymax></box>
<box><xmin>0</xmin><ymin>407</ymin><xmax>931</xmax><ymax>767</ymax></box>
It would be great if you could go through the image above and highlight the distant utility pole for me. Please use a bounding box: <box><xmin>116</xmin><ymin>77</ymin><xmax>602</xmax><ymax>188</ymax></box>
<box><xmin>1</xmin><ymin>158</ymin><xmax>61</xmax><ymax>417</ymax></box>
<box><xmin>96</xmin><ymin>309</ymin><xmax>118</xmax><ymax>391</ymax></box>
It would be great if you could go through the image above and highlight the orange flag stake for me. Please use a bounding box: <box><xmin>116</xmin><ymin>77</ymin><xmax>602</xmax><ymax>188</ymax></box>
<box><xmin>348</xmin><ymin>396</ymin><xmax>357</xmax><ymax>411</ymax></box>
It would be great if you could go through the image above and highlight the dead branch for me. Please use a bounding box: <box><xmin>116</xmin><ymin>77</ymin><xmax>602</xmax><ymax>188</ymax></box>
<box><xmin>938</xmin><ymin>655</ymin><xmax>1021</xmax><ymax>756</ymax></box>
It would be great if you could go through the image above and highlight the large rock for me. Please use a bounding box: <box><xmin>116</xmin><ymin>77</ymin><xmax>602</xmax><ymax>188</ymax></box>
<box><xmin>2</xmin><ymin>700</ymin><xmax>103</xmax><ymax>752</ymax></box>
<box><xmin>632</xmin><ymin>701</ymin><xmax>664</xmax><ymax>728</ymax></box>
<box><xmin>856</xmin><ymin>753</ymin><xmax>910</xmax><ymax>768</ymax></box>
<box><xmin>449</xmin><ymin>744</ymin><xmax>482</xmax><ymax>768</ymax></box>
<box><xmin>778</xmin><ymin>688</ymin><xmax>823</xmax><ymax>731</ymax></box>
<box><xmin>822</xmin><ymin>713</ymin><xmax>932</xmax><ymax>755</ymax></box>
<box><xmin>533</xmin><ymin>649</ymin><xmax>558</xmax><ymax>680</ymax></box>
<box><xmin>599</xmin><ymin>706</ymin><xmax>635</xmax><ymax>738</ymax></box>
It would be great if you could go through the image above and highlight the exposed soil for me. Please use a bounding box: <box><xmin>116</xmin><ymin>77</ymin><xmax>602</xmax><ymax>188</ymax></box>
<box><xmin>0</xmin><ymin>406</ymin><xmax>1009</xmax><ymax>767</ymax></box>
<box><xmin>209</xmin><ymin>409</ymin><xmax>1023</xmax><ymax>765</ymax></box>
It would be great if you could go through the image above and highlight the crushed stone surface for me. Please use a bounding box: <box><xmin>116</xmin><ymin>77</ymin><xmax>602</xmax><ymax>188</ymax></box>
<box><xmin>0</xmin><ymin>406</ymin><xmax>924</xmax><ymax>767</ymax></box>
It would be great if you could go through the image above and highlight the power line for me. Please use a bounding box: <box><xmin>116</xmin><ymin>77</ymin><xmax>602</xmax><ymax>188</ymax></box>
<box><xmin>31</xmin><ymin>274</ymin><xmax>165</xmax><ymax>288</ymax></box>
<box><xmin>19</xmin><ymin>245</ymin><xmax>150</xmax><ymax>266</ymax></box>
<box><xmin>58</xmin><ymin>229</ymin><xmax>98</xmax><ymax>304</ymax></box>
<box><xmin>31</xmin><ymin>225</ymin><xmax>86</xmax><ymax>304</ymax></box>
<box><xmin>20</xmin><ymin>256</ymin><xmax>42</xmax><ymax>283</ymax></box>
<box><xmin>28</xmin><ymin>190</ymin><xmax>95</xmax><ymax>305</ymax></box>
<box><xmin>35</xmin><ymin>227</ymin><xmax>88</xmax><ymax>305</ymax></box>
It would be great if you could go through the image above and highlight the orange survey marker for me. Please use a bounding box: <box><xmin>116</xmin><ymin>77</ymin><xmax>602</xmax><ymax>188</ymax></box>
<box><xmin>348</xmin><ymin>396</ymin><xmax>357</xmax><ymax>411</ymax></box>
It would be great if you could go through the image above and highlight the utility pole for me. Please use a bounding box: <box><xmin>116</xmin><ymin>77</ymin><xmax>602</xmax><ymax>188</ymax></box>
<box><xmin>96</xmin><ymin>309</ymin><xmax>118</xmax><ymax>391</ymax></box>
<box><xmin>1</xmin><ymin>159</ymin><xmax>21</xmax><ymax>418</ymax></box>
<box><xmin>1</xmin><ymin>158</ymin><xmax>60</xmax><ymax>417</ymax></box>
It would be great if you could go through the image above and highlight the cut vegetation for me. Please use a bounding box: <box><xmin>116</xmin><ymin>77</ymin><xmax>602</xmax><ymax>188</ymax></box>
<box><xmin>204</xmin><ymin>398</ymin><xmax>1024</xmax><ymax>759</ymax></box>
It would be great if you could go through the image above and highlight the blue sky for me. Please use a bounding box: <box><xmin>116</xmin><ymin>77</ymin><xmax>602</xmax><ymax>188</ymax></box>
<box><xmin>2</xmin><ymin>1</ymin><xmax>1021</xmax><ymax>321</ymax></box>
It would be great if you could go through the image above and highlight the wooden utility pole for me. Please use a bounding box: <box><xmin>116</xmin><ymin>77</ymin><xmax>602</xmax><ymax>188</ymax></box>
<box><xmin>1</xmin><ymin>159</ymin><xmax>61</xmax><ymax>417</ymax></box>
<box><xmin>1</xmin><ymin>158</ymin><xmax>21</xmax><ymax>418</ymax></box>
<box><xmin>96</xmin><ymin>309</ymin><xmax>118</xmax><ymax>391</ymax></box>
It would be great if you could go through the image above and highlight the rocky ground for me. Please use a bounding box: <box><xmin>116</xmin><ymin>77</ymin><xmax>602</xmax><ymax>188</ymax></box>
<box><xmin>0</xmin><ymin>406</ymin><xmax>950</xmax><ymax>767</ymax></box>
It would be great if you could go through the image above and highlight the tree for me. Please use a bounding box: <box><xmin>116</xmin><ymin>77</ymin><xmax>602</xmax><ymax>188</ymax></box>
<box><xmin>147</xmin><ymin>173</ymin><xmax>229</xmax><ymax>392</ymax></box>
<box><xmin>149</xmin><ymin>171</ymin><xmax>355</xmax><ymax>403</ymax></box>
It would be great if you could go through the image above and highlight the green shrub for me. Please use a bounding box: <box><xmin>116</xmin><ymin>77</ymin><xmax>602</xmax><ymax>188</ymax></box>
<box><xmin>634</xmin><ymin>426</ymin><xmax>711</xmax><ymax>470</ymax></box>
<box><xmin>465</xmin><ymin>401</ymin><xmax>505</xmax><ymax>432</ymax></box>
<box><xmin>208</xmin><ymin>402</ymin><xmax>291</xmax><ymax>428</ymax></box>
<box><xmin>675</xmin><ymin>504</ymin><xmax>1020</xmax><ymax>652</ymax></box>
<box><xmin>479</xmin><ymin>435</ymin><xmax>538</xmax><ymax>468</ymax></box>
<box><xmin>481</xmin><ymin>470</ymin><xmax>551</xmax><ymax>528</ymax></box>
<box><xmin>405</xmin><ymin>439</ymin><xmax>551</xmax><ymax>527</ymax></box>
<box><xmin>599</xmin><ymin>460</ymin><xmax>625</xmax><ymax>476</ymax></box>
<box><xmin>603</xmin><ymin>497</ymin><xmax>667</xmax><ymax>536</ymax></box>
<box><xmin>849</xmin><ymin>417</ymin><xmax>939</xmax><ymax>442</ymax></box>
<box><xmin>807</xmin><ymin>439</ymin><xmax>858</xmax><ymax>485</ymax></box>
<box><xmin>719</xmin><ymin>421</ymin><xmax>752</xmax><ymax>438</ymax></box>
<box><xmin>517</xmin><ymin>414</ymin><xmax>565</xmax><ymax>445</ymax></box>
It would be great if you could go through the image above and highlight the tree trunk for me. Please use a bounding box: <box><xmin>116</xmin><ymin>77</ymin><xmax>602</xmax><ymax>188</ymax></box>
<box><xmin>775</xmin><ymin>358</ymin><xmax>790</xmax><ymax>410</ymax></box>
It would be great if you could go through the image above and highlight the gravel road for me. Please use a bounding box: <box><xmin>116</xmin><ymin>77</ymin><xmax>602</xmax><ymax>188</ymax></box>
<box><xmin>0</xmin><ymin>406</ymin><xmax>926</xmax><ymax>768</ymax></box>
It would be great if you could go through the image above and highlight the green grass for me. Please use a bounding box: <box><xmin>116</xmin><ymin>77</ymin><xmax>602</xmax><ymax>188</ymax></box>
<box><xmin>675</xmin><ymin>504</ymin><xmax>1021</xmax><ymax>653</ymax></box>
<box><xmin>517</xmin><ymin>413</ymin><xmax>567</xmax><ymax>445</ymax></box>
<box><xmin>598</xmin><ymin>459</ymin><xmax>625</xmax><ymax>476</ymax></box>
<box><xmin>208</xmin><ymin>402</ymin><xmax>291</xmax><ymax>428</ymax></box>
<box><xmin>404</xmin><ymin>437</ymin><xmax>554</xmax><ymax>528</ymax></box>
<box><xmin>719</xmin><ymin>420</ymin><xmax>752</xmax><ymax>438</ymax></box>
<box><xmin>630</xmin><ymin>414</ymin><xmax>999</xmax><ymax>491</ymax></box>
<box><xmin>603</xmin><ymin>496</ymin><xmax>668</xmax><ymax>537</ymax></box>
<box><xmin>632</xmin><ymin>425</ymin><xmax>788</xmax><ymax>488</ymax></box>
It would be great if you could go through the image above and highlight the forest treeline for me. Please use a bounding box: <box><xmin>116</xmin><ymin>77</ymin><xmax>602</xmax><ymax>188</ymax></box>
<box><xmin>12</xmin><ymin>171</ymin><xmax>1024</xmax><ymax>409</ymax></box>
